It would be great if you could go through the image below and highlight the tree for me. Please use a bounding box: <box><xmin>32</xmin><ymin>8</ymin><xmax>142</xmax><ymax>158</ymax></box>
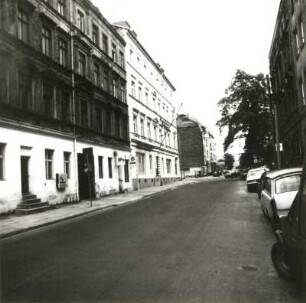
<box><xmin>224</xmin><ymin>153</ymin><xmax>234</xmax><ymax>170</ymax></box>
<box><xmin>217</xmin><ymin>70</ymin><xmax>273</xmax><ymax>168</ymax></box>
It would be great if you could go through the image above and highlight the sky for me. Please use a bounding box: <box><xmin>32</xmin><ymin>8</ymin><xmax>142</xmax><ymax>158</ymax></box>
<box><xmin>92</xmin><ymin>0</ymin><xmax>280</xmax><ymax>158</ymax></box>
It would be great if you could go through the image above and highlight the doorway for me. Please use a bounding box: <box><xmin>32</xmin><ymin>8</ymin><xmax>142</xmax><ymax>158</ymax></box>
<box><xmin>21</xmin><ymin>156</ymin><xmax>30</xmax><ymax>194</ymax></box>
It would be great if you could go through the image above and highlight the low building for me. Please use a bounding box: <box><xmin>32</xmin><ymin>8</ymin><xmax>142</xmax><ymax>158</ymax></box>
<box><xmin>113</xmin><ymin>21</ymin><xmax>180</xmax><ymax>189</ymax></box>
<box><xmin>0</xmin><ymin>0</ymin><xmax>131</xmax><ymax>214</ymax></box>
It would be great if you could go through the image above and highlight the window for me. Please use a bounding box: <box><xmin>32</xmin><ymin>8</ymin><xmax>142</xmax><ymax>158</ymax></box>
<box><xmin>95</xmin><ymin>106</ymin><xmax>103</xmax><ymax>133</ymax></box>
<box><xmin>0</xmin><ymin>143</ymin><xmax>5</xmax><ymax>180</ymax></box>
<box><xmin>61</xmin><ymin>89</ymin><xmax>70</xmax><ymax>121</ymax></box>
<box><xmin>78</xmin><ymin>51</ymin><xmax>86</xmax><ymax>76</ymax></box>
<box><xmin>149</xmin><ymin>155</ymin><xmax>152</xmax><ymax>171</ymax></box>
<box><xmin>276</xmin><ymin>175</ymin><xmax>301</xmax><ymax>194</ymax></box>
<box><xmin>103</xmin><ymin>68</ymin><xmax>109</xmax><ymax>92</ymax></box>
<box><xmin>140</xmin><ymin>117</ymin><xmax>144</xmax><ymax>136</ymax></box>
<box><xmin>131</xmin><ymin>81</ymin><xmax>135</xmax><ymax>97</ymax></box>
<box><xmin>42</xmin><ymin>26</ymin><xmax>52</xmax><ymax>57</ymax></box>
<box><xmin>145</xmin><ymin>92</ymin><xmax>149</xmax><ymax>105</ymax></box>
<box><xmin>18</xmin><ymin>71</ymin><xmax>31</xmax><ymax>110</ymax></box>
<box><xmin>166</xmin><ymin>159</ymin><xmax>171</xmax><ymax>174</ymax></box>
<box><xmin>57</xmin><ymin>0</ymin><xmax>66</xmax><ymax>16</ymax></box>
<box><xmin>152</xmin><ymin>97</ymin><xmax>156</xmax><ymax>110</ymax></box>
<box><xmin>105</xmin><ymin>110</ymin><xmax>111</xmax><ymax>135</ymax></box>
<box><xmin>80</xmin><ymin>99</ymin><xmax>88</xmax><ymax>128</ymax></box>
<box><xmin>147</xmin><ymin>121</ymin><xmax>151</xmax><ymax>138</ymax></box>
<box><xmin>136</xmin><ymin>152</ymin><xmax>145</xmax><ymax>174</ymax></box>
<box><xmin>17</xmin><ymin>8</ymin><xmax>29</xmax><ymax>43</ymax></box>
<box><xmin>93</xmin><ymin>63</ymin><xmax>100</xmax><ymax>86</ymax></box>
<box><xmin>92</xmin><ymin>24</ymin><xmax>99</xmax><ymax>45</ymax></box>
<box><xmin>98</xmin><ymin>156</ymin><xmax>103</xmax><ymax>178</ymax></box>
<box><xmin>45</xmin><ymin>149</ymin><xmax>54</xmax><ymax>179</ymax></box>
<box><xmin>112</xmin><ymin>78</ymin><xmax>118</xmax><ymax>97</ymax></box>
<box><xmin>138</xmin><ymin>86</ymin><xmax>142</xmax><ymax>101</ymax></box>
<box><xmin>175</xmin><ymin>158</ymin><xmax>178</xmax><ymax>175</ymax></box>
<box><xmin>112</xmin><ymin>43</ymin><xmax>117</xmax><ymax>62</ymax></box>
<box><xmin>300</xmin><ymin>19</ymin><xmax>305</xmax><ymax>45</ymax></box>
<box><xmin>124</xmin><ymin>160</ymin><xmax>129</xmax><ymax>182</ymax></box>
<box><xmin>43</xmin><ymin>81</ymin><xmax>53</xmax><ymax>117</ymax></box>
<box><xmin>0</xmin><ymin>64</ymin><xmax>8</xmax><ymax>104</ymax></box>
<box><xmin>133</xmin><ymin>114</ymin><xmax>138</xmax><ymax>134</ymax></box>
<box><xmin>154</xmin><ymin>125</ymin><xmax>157</xmax><ymax>141</ymax></box>
<box><xmin>59</xmin><ymin>38</ymin><xmax>68</xmax><ymax>66</ymax></box>
<box><xmin>120</xmin><ymin>83</ymin><xmax>126</xmax><ymax>103</ymax></box>
<box><xmin>77</xmin><ymin>9</ymin><xmax>85</xmax><ymax>32</ymax></box>
<box><xmin>173</xmin><ymin>133</ymin><xmax>176</xmax><ymax>148</ymax></box>
<box><xmin>108</xmin><ymin>157</ymin><xmax>113</xmax><ymax>178</ymax></box>
<box><xmin>119</xmin><ymin>51</ymin><xmax>124</xmax><ymax>67</ymax></box>
<box><xmin>300</xmin><ymin>78</ymin><xmax>306</xmax><ymax>105</ymax></box>
<box><xmin>102</xmin><ymin>34</ymin><xmax>108</xmax><ymax>54</ymax></box>
<box><xmin>295</xmin><ymin>30</ymin><xmax>300</xmax><ymax>56</ymax></box>
<box><xmin>64</xmin><ymin>152</ymin><xmax>70</xmax><ymax>178</ymax></box>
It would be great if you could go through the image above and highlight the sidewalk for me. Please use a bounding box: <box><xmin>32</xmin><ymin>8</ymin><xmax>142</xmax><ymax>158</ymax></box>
<box><xmin>0</xmin><ymin>179</ymin><xmax>198</xmax><ymax>240</ymax></box>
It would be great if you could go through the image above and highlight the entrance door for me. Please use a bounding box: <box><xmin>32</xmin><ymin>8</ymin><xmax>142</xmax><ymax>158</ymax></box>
<box><xmin>21</xmin><ymin>156</ymin><xmax>29</xmax><ymax>194</ymax></box>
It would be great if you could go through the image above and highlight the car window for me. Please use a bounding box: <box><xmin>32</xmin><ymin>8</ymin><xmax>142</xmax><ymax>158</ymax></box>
<box><xmin>275</xmin><ymin>174</ymin><xmax>301</xmax><ymax>194</ymax></box>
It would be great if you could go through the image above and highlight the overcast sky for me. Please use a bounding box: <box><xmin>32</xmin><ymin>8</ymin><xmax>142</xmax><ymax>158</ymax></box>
<box><xmin>92</xmin><ymin>0</ymin><xmax>280</xmax><ymax>157</ymax></box>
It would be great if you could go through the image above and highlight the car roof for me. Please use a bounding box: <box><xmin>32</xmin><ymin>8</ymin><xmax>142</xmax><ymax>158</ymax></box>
<box><xmin>265</xmin><ymin>167</ymin><xmax>302</xmax><ymax>179</ymax></box>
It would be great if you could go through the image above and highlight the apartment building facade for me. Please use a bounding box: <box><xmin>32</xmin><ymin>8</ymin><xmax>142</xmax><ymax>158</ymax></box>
<box><xmin>177</xmin><ymin>114</ymin><xmax>216</xmax><ymax>177</ymax></box>
<box><xmin>269</xmin><ymin>0</ymin><xmax>306</xmax><ymax>167</ymax></box>
<box><xmin>113</xmin><ymin>22</ymin><xmax>180</xmax><ymax>189</ymax></box>
<box><xmin>0</xmin><ymin>0</ymin><xmax>131</xmax><ymax>213</ymax></box>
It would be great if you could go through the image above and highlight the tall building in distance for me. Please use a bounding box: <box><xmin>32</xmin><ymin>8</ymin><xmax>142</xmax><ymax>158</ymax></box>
<box><xmin>113</xmin><ymin>21</ymin><xmax>180</xmax><ymax>189</ymax></box>
<box><xmin>269</xmin><ymin>0</ymin><xmax>306</xmax><ymax>167</ymax></box>
<box><xmin>0</xmin><ymin>0</ymin><xmax>131</xmax><ymax>213</ymax></box>
<box><xmin>177</xmin><ymin>114</ymin><xmax>217</xmax><ymax>177</ymax></box>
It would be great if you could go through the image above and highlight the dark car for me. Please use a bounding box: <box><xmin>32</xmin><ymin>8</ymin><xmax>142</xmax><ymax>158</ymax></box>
<box><xmin>271</xmin><ymin>161</ymin><xmax>306</xmax><ymax>288</ymax></box>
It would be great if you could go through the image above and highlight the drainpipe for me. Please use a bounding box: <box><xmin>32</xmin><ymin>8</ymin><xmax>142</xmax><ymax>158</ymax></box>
<box><xmin>69</xmin><ymin>0</ymin><xmax>79</xmax><ymax>200</ymax></box>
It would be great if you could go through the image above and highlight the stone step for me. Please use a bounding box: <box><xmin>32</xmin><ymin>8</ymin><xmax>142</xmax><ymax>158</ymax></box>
<box><xmin>22</xmin><ymin>198</ymin><xmax>41</xmax><ymax>204</ymax></box>
<box><xmin>17</xmin><ymin>202</ymin><xmax>49</xmax><ymax>210</ymax></box>
<box><xmin>15</xmin><ymin>204</ymin><xmax>52</xmax><ymax>215</ymax></box>
<box><xmin>22</xmin><ymin>194</ymin><xmax>37</xmax><ymax>202</ymax></box>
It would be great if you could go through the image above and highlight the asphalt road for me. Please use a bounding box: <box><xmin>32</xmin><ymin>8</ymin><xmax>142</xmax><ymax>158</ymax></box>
<box><xmin>0</xmin><ymin>177</ymin><xmax>304</xmax><ymax>303</ymax></box>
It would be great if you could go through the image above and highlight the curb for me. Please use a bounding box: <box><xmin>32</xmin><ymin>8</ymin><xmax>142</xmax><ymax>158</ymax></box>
<box><xmin>0</xmin><ymin>185</ymin><xmax>182</xmax><ymax>241</ymax></box>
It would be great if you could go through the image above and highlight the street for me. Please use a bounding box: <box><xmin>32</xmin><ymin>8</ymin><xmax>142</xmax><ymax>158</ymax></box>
<box><xmin>0</xmin><ymin>177</ymin><xmax>304</xmax><ymax>303</ymax></box>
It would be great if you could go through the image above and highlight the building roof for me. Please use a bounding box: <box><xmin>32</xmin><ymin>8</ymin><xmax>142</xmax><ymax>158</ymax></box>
<box><xmin>113</xmin><ymin>21</ymin><xmax>175</xmax><ymax>91</ymax></box>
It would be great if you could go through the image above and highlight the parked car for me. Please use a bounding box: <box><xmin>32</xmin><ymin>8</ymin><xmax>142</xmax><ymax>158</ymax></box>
<box><xmin>260</xmin><ymin>167</ymin><xmax>302</xmax><ymax>225</ymax></box>
<box><xmin>213</xmin><ymin>170</ymin><xmax>222</xmax><ymax>177</ymax></box>
<box><xmin>246</xmin><ymin>167</ymin><xmax>268</xmax><ymax>192</ymax></box>
<box><xmin>270</xmin><ymin>162</ymin><xmax>306</xmax><ymax>285</ymax></box>
<box><xmin>239</xmin><ymin>168</ymin><xmax>248</xmax><ymax>180</ymax></box>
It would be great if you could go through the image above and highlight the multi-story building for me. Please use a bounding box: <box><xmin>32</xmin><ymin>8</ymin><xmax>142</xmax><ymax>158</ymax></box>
<box><xmin>177</xmin><ymin>114</ymin><xmax>216</xmax><ymax>177</ymax></box>
<box><xmin>113</xmin><ymin>21</ymin><xmax>180</xmax><ymax>189</ymax></box>
<box><xmin>0</xmin><ymin>0</ymin><xmax>131</xmax><ymax>214</ymax></box>
<box><xmin>269</xmin><ymin>0</ymin><xmax>306</xmax><ymax>167</ymax></box>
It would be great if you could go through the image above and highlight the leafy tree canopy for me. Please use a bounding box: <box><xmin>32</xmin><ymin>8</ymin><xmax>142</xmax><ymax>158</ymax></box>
<box><xmin>224</xmin><ymin>153</ymin><xmax>234</xmax><ymax>170</ymax></box>
<box><xmin>217</xmin><ymin>70</ymin><xmax>272</xmax><ymax>168</ymax></box>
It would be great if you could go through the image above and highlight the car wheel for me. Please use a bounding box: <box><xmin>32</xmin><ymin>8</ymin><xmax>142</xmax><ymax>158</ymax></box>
<box><xmin>271</xmin><ymin>242</ymin><xmax>295</xmax><ymax>281</ymax></box>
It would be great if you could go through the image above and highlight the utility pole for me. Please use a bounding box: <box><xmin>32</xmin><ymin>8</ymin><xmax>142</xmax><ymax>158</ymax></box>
<box><xmin>266</xmin><ymin>75</ymin><xmax>281</xmax><ymax>169</ymax></box>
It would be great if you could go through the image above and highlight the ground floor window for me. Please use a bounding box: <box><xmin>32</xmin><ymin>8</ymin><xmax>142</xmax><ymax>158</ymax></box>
<box><xmin>45</xmin><ymin>149</ymin><xmax>54</xmax><ymax>179</ymax></box>
<box><xmin>166</xmin><ymin>159</ymin><xmax>171</xmax><ymax>174</ymax></box>
<box><xmin>98</xmin><ymin>156</ymin><xmax>103</xmax><ymax>178</ymax></box>
<box><xmin>124</xmin><ymin>159</ymin><xmax>129</xmax><ymax>182</ymax></box>
<box><xmin>108</xmin><ymin>157</ymin><xmax>113</xmax><ymax>178</ymax></box>
<box><xmin>64</xmin><ymin>152</ymin><xmax>71</xmax><ymax>178</ymax></box>
<box><xmin>0</xmin><ymin>143</ymin><xmax>5</xmax><ymax>180</ymax></box>
<box><xmin>136</xmin><ymin>152</ymin><xmax>145</xmax><ymax>174</ymax></box>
